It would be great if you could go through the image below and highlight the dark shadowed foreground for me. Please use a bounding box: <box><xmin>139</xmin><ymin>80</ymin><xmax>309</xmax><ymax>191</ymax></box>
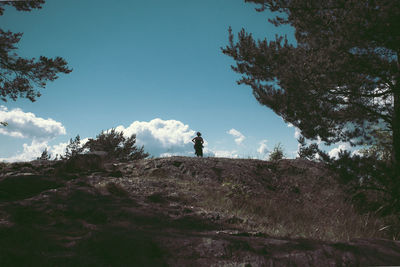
<box><xmin>0</xmin><ymin>157</ymin><xmax>399</xmax><ymax>266</ymax></box>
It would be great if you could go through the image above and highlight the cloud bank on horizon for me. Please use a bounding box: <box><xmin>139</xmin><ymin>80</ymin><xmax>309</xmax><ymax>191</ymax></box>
<box><xmin>0</xmin><ymin>105</ymin><xmax>68</xmax><ymax>162</ymax></box>
<box><xmin>0</xmin><ymin>107</ymin><xmax>354</xmax><ymax>162</ymax></box>
<box><xmin>0</xmin><ymin>107</ymin><xmax>224</xmax><ymax>161</ymax></box>
<box><xmin>115</xmin><ymin>118</ymin><xmax>197</xmax><ymax>157</ymax></box>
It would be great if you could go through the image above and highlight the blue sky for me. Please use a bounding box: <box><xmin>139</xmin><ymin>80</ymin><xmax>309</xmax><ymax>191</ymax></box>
<box><xmin>0</xmin><ymin>0</ymin><xmax>346</xmax><ymax>161</ymax></box>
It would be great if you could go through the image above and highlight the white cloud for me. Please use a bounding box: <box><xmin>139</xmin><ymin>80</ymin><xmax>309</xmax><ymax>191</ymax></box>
<box><xmin>115</xmin><ymin>118</ymin><xmax>197</xmax><ymax>157</ymax></box>
<box><xmin>288</xmin><ymin>124</ymin><xmax>303</xmax><ymax>157</ymax></box>
<box><xmin>1</xmin><ymin>118</ymin><xmax>209</xmax><ymax>161</ymax></box>
<box><xmin>0</xmin><ymin>106</ymin><xmax>66</xmax><ymax>140</ymax></box>
<box><xmin>0</xmin><ymin>140</ymin><xmax>47</xmax><ymax>162</ymax></box>
<box><xmin>328</xmin><ymin>143</ymin><xmax>351</xmax><ymax>159</ymax></box>
<box><xmin>0</xmin><ymin>106</ymin><xmax>68</xmax><ymax>162</ymax></box>
<box><xmin>0</xmin><ymin>136</ymin><xmax>93</xmax><ymax>163</ymax></box>
<box><xmin>227</xmin><ymin>128</ymin><xmax>245</xmax><ymax>145</ymax></box>
<box><xmin>289</xmin><ymin>123</ymin><xmax>325</xmax><ymax>158</ymax></box>
<box><xmin>49</xmin><ymin>141</ymin><xmax>68</xmax><ymax>158</ymax></box>
<box><xmin>257</xmin><ymin>139</ymin><xmax>269</xmax><ymax>155</ymax></box>
<box><xmin>48</xmin><ymin>138</ymin><xmax>89</xmax><ymax>159</ymax></box>
<box><xmin>1</xmin><ymin>116</ymin><xmax>286</xmax><ymax>162</ymax></box>
<box><xmin>328</xmin><ymin>143</ymin><xmax>365</xmax><ymax>159</ymax></box>
<box><xmin>294</xmin><ymin>128</ymin><xmax>301</xmax><ymax>139</ymax></box>
<box><xmin>287</xmin><ymin>123</ymin><xmax>301</xmax><ymax>139</ymax></box>
<box><xmin>316</xmin><ymin>136</ymin><xmax>322</xmax><ymax>145</ymax></box>
<box><xmin>106</xmin><ymin>119</ymin><xmax>248</xmax><ymax>159</ymax></box>
<box><xmin>351</xmin><ymin>149</ymin><xmax>363</xmax><ymax>157</ymax></box>
<box><xmin>212</xmin><ymin>150</ymin><xmax>239</xmax><ymax>158</ymax></box>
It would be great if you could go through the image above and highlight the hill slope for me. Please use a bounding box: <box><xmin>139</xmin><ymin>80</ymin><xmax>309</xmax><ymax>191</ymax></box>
<box><xmin>0</xmin><ymin>156</ymin><xmax>399</xmax><ymax>266</ymax></box>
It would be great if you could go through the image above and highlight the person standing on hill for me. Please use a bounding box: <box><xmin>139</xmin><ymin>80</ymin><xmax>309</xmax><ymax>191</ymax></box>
<box><xmin>192</xmin><ymin>132</ymin><xmax>204</xmax><ymax>157</ymax></box>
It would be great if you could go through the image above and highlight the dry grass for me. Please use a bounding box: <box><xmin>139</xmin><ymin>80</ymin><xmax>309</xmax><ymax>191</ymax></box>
<box><xmin>89</xmin><ymin>157</ymin><xmax>400</xmax><ymax>242</ymax></box>
<box><xmin>180</xmin><ymin>179</ymin><xmax>399</xmax><ymax>242</ymax></box>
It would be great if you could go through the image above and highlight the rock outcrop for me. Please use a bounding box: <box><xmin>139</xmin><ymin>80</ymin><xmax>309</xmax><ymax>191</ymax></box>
<box><xmin>0</xmin><ymin>157</ymin><xmax>399</xmax><ymax>266</ymax></box>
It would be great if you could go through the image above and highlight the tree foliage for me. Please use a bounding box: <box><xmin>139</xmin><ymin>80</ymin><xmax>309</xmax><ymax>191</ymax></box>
<box><xmin>359</xmin><ymin>129</ymin><xmax>392</xmax><ymax>162</ymax></box>
<box><xmin>269</xmin><ymin>143</ymin><xmax>284</xmax><ymax>161</ymax></box>
<box><xmin>222</xmin><ymin>0</ymin><xmax>400</xmax><ymax>168</ymax></box>
<box><xmin>63</xmin><ymin>135</ymin><xmax>84</xmax><ymax>160</ymax></box>
<box><xmin>297</xmin><ymin>136</ymin><xmax>319</xmax><ymax>160</ymax></box>
<box><xmin>37</xmin><ymin>148</ymin><xmax>51</xmax><ymax>161</ymax></box>
<box><xmin>62</xmin><ymin>130</ymin><xmax>149</xmax><ymax>162</ymax></box>
<box><xmin>296</xmin><ymin>135</ymin><xmax>400</xmax><ymax>215</ymax></box>
<box><xmin>0</xmin><ymin>0</ymin><xmax>71</xmax><ymax>102</ymax></box>
<box><xmin>83</xmin><ymin>129</ymin><xmax>149</xmax><ymax>161</ymax></box>
<box><xmin>0</xmin><ymin>0</ymin><xmax>45</xmax><ymax>15</ymax></box>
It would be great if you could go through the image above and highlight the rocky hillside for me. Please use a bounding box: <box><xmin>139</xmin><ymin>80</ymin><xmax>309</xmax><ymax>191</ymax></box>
<box><xmin>0</xmin><ymin>156</ymin><xmax>400</xmax><ymax>266</ymax></box>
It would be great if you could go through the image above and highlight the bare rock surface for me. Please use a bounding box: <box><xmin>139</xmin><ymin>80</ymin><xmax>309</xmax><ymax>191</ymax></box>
<box><xmin>0</xmin><ymin>156</ymin><xmax>399</xmax><ymax>266</ymax></box>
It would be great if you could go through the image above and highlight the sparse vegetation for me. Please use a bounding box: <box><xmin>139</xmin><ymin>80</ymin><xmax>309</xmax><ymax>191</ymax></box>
<box><xmin>116</xmin><ymin>157</ymin><xmax>400</xmax><ymax>241</ymax></box>
<box><xmin>106</xmin><ymin>182</ymin><xmax>130</xmax><ymax>198</ymax></box>
<box><xmin>61</xmin><ymin>129</ymin><xmax>149</xmax><ymax>162</ymax></box>
<box><xmin>62</xmin><ymin>135</ymin><xmax>84</xmax><ymax>160</ymax></box>
<box><xmin>198</xmin><ymin>187</ymin><xmax>392</xmax><ymax>241</ymax></box>
<box><xmin>83</xmin><ymin>128</ymin><xmax>149</xmax><ymax>161</ymax></box>
<box><xmin>1</xmin><ymin>156</ymin><xmax>400</xmax><ymax>265</ymax></box>
<box><xmin>295</xmin><ymin>134</ymin><xmax>400</xmax><ymax>240</ymax></box>
<box><xmin>37</xmin><ymin>148</ymin><xmax>51</xmax><ymax>161</ymax></box>
<box><xmin>268</xmin><ymin>143</ymin><xmax>284</xmax><ymax>161</ymax></box>
<box><xmin>194</xmin><ymin>176</ymin><xmax>397</xmax><ymax>241</ymax></box>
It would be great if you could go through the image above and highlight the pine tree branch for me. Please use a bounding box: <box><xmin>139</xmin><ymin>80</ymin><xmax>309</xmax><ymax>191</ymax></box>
<box><xmin>328</xmin><ymin>88</ymin><xmax>393</xmax><ymax>98</ymax></box>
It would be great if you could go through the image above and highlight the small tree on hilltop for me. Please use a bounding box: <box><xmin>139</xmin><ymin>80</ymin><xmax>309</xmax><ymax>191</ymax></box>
<box><xmin>83</xmin><ymin>129</ymin><xmax>149</xmax><ymax>161</ymax></box>
<box><xmin>269</xmin><ymin>143</ymin><xmax>284</xmax><ymax>161</ymax></box>
<box><xmin>37</xmin><ymin>148</ymin><xmax>51</xmax><ymax>161</ymax></box>
<box><xmin>63</xmin><ymin>135</ymin><xmax>83</xmax><ymax>160</ymax></box>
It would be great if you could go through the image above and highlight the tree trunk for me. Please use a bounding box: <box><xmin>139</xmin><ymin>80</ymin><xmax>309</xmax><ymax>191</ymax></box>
<box><xmin>393</xmin><ymin>89</ymin><xmax>400</xmax><ymax>171</ymax></box>
<box><xmin>393</xmin><ymin>53</ymin><xmax>400</xmax><ymax>173</ymax></box>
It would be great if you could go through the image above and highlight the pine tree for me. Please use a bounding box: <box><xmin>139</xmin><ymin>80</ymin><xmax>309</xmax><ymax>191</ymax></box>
<box><xmin>269</xmin><ymin>143</ymin><xmax>284</xmax><ymax>161</ymax></box>
<box><xmin>297</xmin><ymin>136</ymin><xmax>319</xmax><ymax>160</ymax></box>
<box><xmin>0</xmin><ymin>1</ymin><xmax>71</xmax><ymax>102</ymax></box>
<box><xmin>63</xmin><ymin>135</ymin><xmax>83</xmax><ymax>160</ymax></box>
<box><xmin>37</xmin><ymin>148</ymin><xmax>51</xmax><ymax>161</ymax></box>
<box><xmin>83</xmin><ymin>129</ymin><xmax>149</xmax><ymax>161</ymax></box>
<box><xmin>222</xmin><ymin>0</ymin><xmax>400</xmax><ymax>170</ymax></box>
<box><xmin>359</xmin><ymin>129</ymin><xmax>392</xmax><ymax>162</ymax></box>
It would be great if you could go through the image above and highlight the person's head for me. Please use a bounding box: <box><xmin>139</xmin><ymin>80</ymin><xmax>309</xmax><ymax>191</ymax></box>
<box><xmin>197</xmin><ymin>132</ymin><xmax>201</xmax><ymax>137</ymax></box>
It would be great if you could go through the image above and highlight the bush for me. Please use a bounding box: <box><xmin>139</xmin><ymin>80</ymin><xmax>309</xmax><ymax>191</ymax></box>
<box><xmin>330</xmin><ymin>151</ymin><xmax>400</xmax><ymax>215</ymax></box>
<box><xmin>269</xmin><ymin>143</ymin><xmax>284</xmax><ymax>161</ymax></box>
<box><xmin>37</xmin><ymin>148</ymin><xmax>51</xmax><ymax>161</ymax></box>
<box><xmin>296</xmin><ymin>135</ymin><xmax>400</xmax><ymax>219</ymax></box>
<box><xmin>63</xmin><ymin>135</ymin><xmax>84</xmax><ymax>160</ymax></box>
<box><xmin>83</xmin><ymin>129</ymin><xmax>149</xmax><ymax>162</ymax></box>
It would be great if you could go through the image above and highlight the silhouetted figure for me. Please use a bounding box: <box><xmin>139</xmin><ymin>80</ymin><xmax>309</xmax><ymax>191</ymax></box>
<box><xmin>192</xmin><ymin>132</ymin><xmax>204</xmax><ymax>157</ymax></box>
